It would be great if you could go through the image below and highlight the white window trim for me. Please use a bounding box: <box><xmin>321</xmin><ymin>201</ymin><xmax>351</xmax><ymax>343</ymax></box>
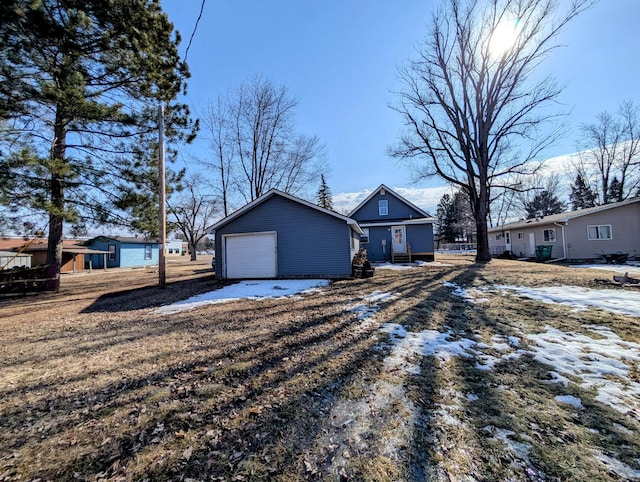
<box><xmin>108</xmin><ymin>244</ymin><xmax>116</xmax><ymax>261</ymax></box>
<box><xmin>360</xmin><ymin>228</ymin><xmax>370</xmax><ymax>243</ymax></box>
<box><xmin>543</xmin><ymin>228</ymin><xmax>556</xmax><ymax>243</ymax></box>
<box><xmin>587</xmin><ymin>224</ymin><xmax>612</xmax><ymax>240</ymax></box>
<box><xmin>144</xmin><ymin>244</ymin><xmax>153</xmax><ymax>260</ymax></box>
<box><xmin>517</xmin><ymin>232</ymin><xmax>524</xmax><ymax>239</ymax></box>
<box><xmin>378</xmin><ymin>199</ymin><xmax>388</xmax><ymax>216</ymax></box>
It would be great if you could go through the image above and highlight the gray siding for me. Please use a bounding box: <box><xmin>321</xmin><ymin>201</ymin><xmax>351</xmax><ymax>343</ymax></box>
<box><xmin>491</xmin><ymin>226</ymin><xmax>565</xmax><ymax>258</ymax></box>
<box><xmin>215</xmin><ymin>195</ymin><xmax>355</xmax><ymax>278</ymax></box>
<box><xmin>488</xmin><ymin>201</ymin><xmax>640</xmax><ymax>260</ymax></box>
<box><xmin>565</xmin><ymin>202</ymin><xmax>640</xmax><ymax>260</ymax></box>
<box><xmin>351</xmin><ymin>191</ymin><xmax>424</xmax><ymax>222</ymax></box>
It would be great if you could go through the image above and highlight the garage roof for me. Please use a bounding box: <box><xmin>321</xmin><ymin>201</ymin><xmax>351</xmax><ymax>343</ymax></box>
<box><xmin>210</xmin><ymin>189</ymin><xmax>364</xmax><ymax>235</ymax></box>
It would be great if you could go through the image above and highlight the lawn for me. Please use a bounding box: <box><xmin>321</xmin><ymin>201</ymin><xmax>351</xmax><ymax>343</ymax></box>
<box><xmin>0</xmin><ymin>255</ymin><xmax>639</xmax><ymax>481</ymax></box>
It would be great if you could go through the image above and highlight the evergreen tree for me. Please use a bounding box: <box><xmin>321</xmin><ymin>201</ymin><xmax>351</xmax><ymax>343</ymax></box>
<box><xmin>436</xmin><ymin>194</ymin><xmax>457</xmax><ymax>244</ymax></box>
<box><xmin>569</xmin><ymin>174</ymin><xmax>598</xmax><ymax>210</ymax></box>
<box><xmin>316</xmin><ymin>174</ymin><xmax>333</xmax><ymax>210</ymax></box>
<box><xmin>436</xmin><ymin>190</ymin><xmax>475</xmax><ymax>245</ymax></box>
<box><xmin>524</xmin><ymin>191</ymin><xmax>566</xmax><ymax>219</ymax></box>
<box><xmin>0</xmin><ymin>0</ymin><xmax>196</xmax><ymax>290</ymax></box>
<box><xmin>607</xmin><ymin>176</ymin><xmax>623</xmax><ymax>203</ymax></box>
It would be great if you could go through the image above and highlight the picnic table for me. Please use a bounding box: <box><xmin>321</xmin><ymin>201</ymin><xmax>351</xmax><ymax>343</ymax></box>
<box><xmin>599</xmin><ymin>252</ymin><xmax>628</xmax><ymax>264</ymax></box>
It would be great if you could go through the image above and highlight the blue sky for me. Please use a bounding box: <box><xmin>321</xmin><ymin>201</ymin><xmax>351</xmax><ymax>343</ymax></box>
<box><xmin>161</xmin><ymin>0</ymin><xmax>639</xmax><ymax>213</ymax></box>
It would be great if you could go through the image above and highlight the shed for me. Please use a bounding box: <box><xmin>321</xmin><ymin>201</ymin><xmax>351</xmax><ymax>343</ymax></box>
<box><xmin>210</xmin><ymin>189</ymin><xmax>363</xmax><ymax>279</ymax></box>
<box><xmin>84</xmin><ymin>236</ymin><xmax>159</xmax><ymax>268</ymax></box>
<box><xmin>0</xmin><ymin>251</ymin><xmax>32</xmax><ymax>270</ymax></box>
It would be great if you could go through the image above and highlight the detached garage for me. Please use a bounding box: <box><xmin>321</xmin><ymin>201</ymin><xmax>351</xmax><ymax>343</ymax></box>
<box><xmin>211</xmin><ymin>190</ymin><xmax>363</xmax><ymax>279</ymax></box>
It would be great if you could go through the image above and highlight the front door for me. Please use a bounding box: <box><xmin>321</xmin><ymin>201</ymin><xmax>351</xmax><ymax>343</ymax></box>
<box><xmin>505</xmin><ymin>231</ymin><xmax>511</xmax><ymax>252</ymax></box>
<box><xmin>392</xmin><ymin>226</ymin><xmax>406</xmax><ymax>253</ymax></box>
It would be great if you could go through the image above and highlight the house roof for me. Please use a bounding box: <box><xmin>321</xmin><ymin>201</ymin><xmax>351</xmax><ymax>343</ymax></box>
<box><xmin>0</xmin><ymin>250</ymin><xmax>31</xmax><ymax>257</ymax></box>
<box><xmin>86</xmin><ymin>236</ymin><xmax>158</xmax><ymax>244</ymax></box>
<box><xmin>348</xmin><ymin>184</ymin><xmax>433</xmax><ymax>219</ymax></box>
<box><xmin>210</xmin><ymin>189</ymin><xmax>364</xmax><ymax>235</ymax></box>
<box><xmin>488</xmin><ymin>197</ymin><xmax>640</xmax><ymax>232</ymax></box>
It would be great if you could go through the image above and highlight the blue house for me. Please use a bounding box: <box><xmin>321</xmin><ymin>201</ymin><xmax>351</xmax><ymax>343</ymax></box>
<box><xmin>349</xmin><ymin>184</ymin><xmax>436</xmax><ymax>263</ymax></box>
<box><xmin>84</xmin><ymin>236</ymin><xmax>159</xmax><ymax>269</ymax></box>
<box><xmin>210</xmin><ymin>189</ymin><xmax>362</xmax><ymax>279</ymax></box>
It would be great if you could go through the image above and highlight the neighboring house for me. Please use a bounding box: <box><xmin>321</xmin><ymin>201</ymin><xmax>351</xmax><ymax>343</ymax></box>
<box><xmin>210</xmin><ymin>189</ymin><xmax>362</xmax><ymax>279</ymax></box>
<box><xmin>488</xmin><ymin>198</ymin><xmax>640</xmax><ymax>261</ymax></box>
<box><xmin>165</xmin><ymin>240</ymin><xmax>185</xmax><ymax>255</ymax></box>
<box><xmin>85</xmin><ymin>236</ymin><xmax>159</xmax><ymax>268</ymax></box>
<box><xmin>0</xmin><ymin>238</ymin><xmax>107</xmax><ymax>273</ymax></box>
<box><xmin>349</xmin><ymin>184</ymin><xmax>436</xmax><ymax>263</ymax></box>
<box><xmin>20</xmin><ymin>240</ymin><xmax>109</xmax><ymax>273</ymax></box>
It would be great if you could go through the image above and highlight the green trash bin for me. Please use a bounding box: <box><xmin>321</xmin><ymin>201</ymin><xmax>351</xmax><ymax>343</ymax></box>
<box><xmin>535</xmin><ymin>245</ymin><xmax>552</xmax><ymax>262</ymax></box>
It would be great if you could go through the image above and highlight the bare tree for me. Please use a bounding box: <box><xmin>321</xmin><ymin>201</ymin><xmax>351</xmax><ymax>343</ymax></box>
<box><xmin>200</xmin><ymin>95</ymin><xmax>235</xmax><ymax>217</ymax></box>
<box><xmin>390</xmin><ymin>0</ymin><xmax>590</xmax><ymax>262</ymax></box>
<box><xmin>200</xmin><ymin>75</ymin><xmax>326</xmax><ymax>209</ymax></box>
<box><xmin>167</xmin><ymin>174</ymin><xmax>220</xmax><ymax>261</ymax></box>
<box><xmin>577</xmin><ymin>100</ymin><xmax>640</xmax><ymax>204</ymax></box>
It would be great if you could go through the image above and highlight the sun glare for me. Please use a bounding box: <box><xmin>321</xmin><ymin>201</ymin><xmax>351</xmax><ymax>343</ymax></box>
<box><xmin>489</xmin><ymin>18</ymin><xmax>522</xmax><ymax>58</ymax></box>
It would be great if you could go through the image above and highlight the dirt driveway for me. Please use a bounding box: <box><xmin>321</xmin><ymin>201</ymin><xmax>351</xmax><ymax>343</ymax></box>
<box><xmin>1</xmin><ymin>256</ymin><xmax>638</xmax><ymax>481</ymax></box>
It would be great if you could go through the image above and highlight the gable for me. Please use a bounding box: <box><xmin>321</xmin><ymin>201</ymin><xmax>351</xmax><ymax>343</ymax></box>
<box><xmin>350</xmin><ymin>185</ymin><xmax>428</xmax><ymax>222</ymax></box>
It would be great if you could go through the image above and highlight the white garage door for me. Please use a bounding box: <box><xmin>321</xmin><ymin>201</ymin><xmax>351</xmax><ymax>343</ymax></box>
<box><xmin>225</xmin><ymin>232</ymin><xmax>277</xmax><ymax>279</ymax></box>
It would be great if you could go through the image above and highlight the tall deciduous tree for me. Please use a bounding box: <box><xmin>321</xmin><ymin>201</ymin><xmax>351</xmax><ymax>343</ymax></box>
<box><xmin>0</xmin><ymin>0</ymin><xmax>196</xmax><ymax>290</ymax></box>
<box><xmin>200</xmin><ymin>76</ymin><xmax>326</xmax><ymax>208</ymax></box>
<box><xmin>168</xmin><ymin>174</ymin><xmax>219</xmax><ymax>261</ymax></box>
<box><xmin>577</xmin><ymin>100</ymin><xmax>640</xmax><ymax>204</ymax></box>
<box><xmin>391</xmin><ymin>0</ymin><xmax>590</xmax><ymax>262</ymax></box>
<box><xmin>316</xmin><ymin>174</ymin><xmax>333</xmax><ymax>210</ymax></box>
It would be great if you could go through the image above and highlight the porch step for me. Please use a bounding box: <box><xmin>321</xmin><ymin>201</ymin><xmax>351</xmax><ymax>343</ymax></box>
<box><xmin>392</xmin><ymin>254</ymin><xmax>411</xmax><ymax>263</ymax></box>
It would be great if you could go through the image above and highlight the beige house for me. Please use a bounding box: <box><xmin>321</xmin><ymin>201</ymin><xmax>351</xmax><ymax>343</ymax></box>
<box><xmin>488</xmin><ymin>198</ymin><xmax>640</xmax><ymax>262</ymax></box>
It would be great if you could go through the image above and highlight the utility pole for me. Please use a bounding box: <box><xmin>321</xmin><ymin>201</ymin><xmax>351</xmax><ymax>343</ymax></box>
<box><xmin>158</xmin><ymin>106</ymin><xmax>167</xmax><ymax>289</ymax></box>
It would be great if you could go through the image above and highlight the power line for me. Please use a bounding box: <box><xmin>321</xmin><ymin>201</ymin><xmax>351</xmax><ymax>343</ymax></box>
<box><xmin>184</xmin><ymin>0</ymin><xmax>206</xmax><ymax>62</ymax></box>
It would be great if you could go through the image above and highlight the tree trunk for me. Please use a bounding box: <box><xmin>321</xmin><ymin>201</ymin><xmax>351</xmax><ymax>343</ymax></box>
<box><xmin>474</xmin><ymin>182</ymin><xmax>491</xmax><ymax>263</ymax></box>
<box><xmin>189</xmin><ymin>242</ymin><xmax>197</xmax><ymax>261</ymax></box>
<box><xmin>46</xmin><ymin>109</ymin><xmax>66</xmax><ymax>291</ymax></box>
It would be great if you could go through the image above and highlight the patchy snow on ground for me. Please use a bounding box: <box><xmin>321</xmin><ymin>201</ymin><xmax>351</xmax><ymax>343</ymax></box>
<box><xmin>443</xmin><ymin>281</ymin><xmax>490</xmax><ymax>303</ymax></box>
<box><xmin>594</xmin><ymin>451</ymin><xmax>640</xmax><ymax>480</ymax></box>
<box><xmin>554</xmin><ymin>395</ymin><xmax>584</xmax><ymax>410</ymax></box>
<box><xmin>155</xmin><ymin>279</ymin><xmax>330</xmax><ymax>314</ymax></box>
<box><xmin>495</xmin><ymin>284</ymin><xmax>640</xmax><ymax>318</ymax></box>
<box><xmin>373</xmin><ymin>260</ymin><xmax>453</xmax><ymax>270</ymax></box>
<box><xmin>528</xmin><ymin>325</ymin><xmax>640</xmax><ymax>415</ymax></box>
<box><xmin>571</xmin><ymin>263</ymin><xmax>640</xmax><ymax>276</ymax></box>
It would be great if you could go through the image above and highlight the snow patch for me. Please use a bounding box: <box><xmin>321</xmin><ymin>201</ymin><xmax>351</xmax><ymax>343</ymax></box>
<box><xmin>155</xmin><ymin>279</ymin><xmax>330</xmax><ymax>314</ymax></box>
<box><xmin>496</xmin><ymin>284</ymin><xmax>640</xmax><ymax>317</ymax></box>
<box><xmin>554</xmin><ymin>395</ymin><xmax>584</xmax><ymax>409</ymax></box>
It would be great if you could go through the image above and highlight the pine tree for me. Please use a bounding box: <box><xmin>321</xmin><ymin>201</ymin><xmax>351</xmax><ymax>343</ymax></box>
<box><xmin>569</xmin><ymin>174</ymin><xmax>598</xmax><ymax>210</ymax></box>
<box><xmin>607</xmin><ymin>177</ymin><xmax>623</xmax><ymax>203</ymax></box>
<box><xmin>0</xmin><ymin>0</ymin><xmax>196</xmax><ymax>290</ymax></box>
<box><xmin>524</xmin><ymin>191</ymin><xmax>566</xmax><ymax>219</ymax></box>
<box><xmin>316</xmin><ymin>174</ymin><xmax>333</xmax><ymax>210</ymax></box>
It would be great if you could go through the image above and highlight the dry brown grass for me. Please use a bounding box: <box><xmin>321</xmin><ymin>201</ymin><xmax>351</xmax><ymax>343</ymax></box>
<box><xmin>0</xmin><ymin>255</ymin><xmax>638</xmax><ymax>481</ymax></box>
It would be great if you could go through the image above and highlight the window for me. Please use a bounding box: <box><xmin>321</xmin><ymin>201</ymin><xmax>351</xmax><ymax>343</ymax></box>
<box><xmin>505</xmin><ymin>232</ymin><xmax>511</xmax><ymax>244</ymax></box>
<box><xmin>543</xmin><ymin>229</ymin><xmax>556</xmax><ymax>242</ymax></box>
<box><xmin>360</xmin><ymin>228</ymin><xmax>370</xmax><ymax>244</ymax></box>
<box><xmin>144</xmin><ymin>245</ymin><xmax>152</xmax><ymax>260</ymax></box>
<box><xmin>108</xmin><ymin>244</ymin><xmax>116</xmax><ymax>261</ymax></box>
<box><xmin>378</xmin><ymin>199</ymin><xmax>388</xmax><ymax>216</ymax></box>
<box><xmin>495</xmin><ymin>234</ymin><xmax>502</xmax><ymax>240</ymax></box>
<box><xmin>587</xmin><ymin>225</ymin><xmax>612</xmax><ymax>240</ymax></box>
<box><xmin>517</xmin><ymin>232</ymin><xmax>524</xmax><ymax>240</ymax></box>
